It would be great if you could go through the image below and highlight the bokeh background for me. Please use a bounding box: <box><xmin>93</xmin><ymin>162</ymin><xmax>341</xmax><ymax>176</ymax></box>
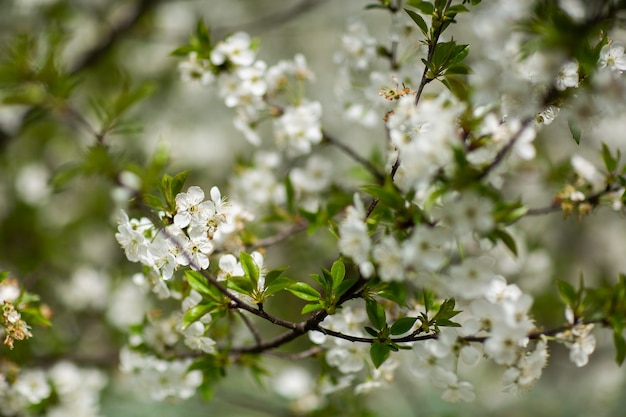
<box><xmin>1</xmin><ymin>0</ymin><xmax>626</xmax><ymax>416</ymax></box>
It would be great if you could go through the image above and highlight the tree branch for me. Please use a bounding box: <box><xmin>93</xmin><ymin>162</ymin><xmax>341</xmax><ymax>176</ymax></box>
<box><xmin>322</xmin><ymin>130</ymin><xmax>385</xmax><ymax>182</ymax></box>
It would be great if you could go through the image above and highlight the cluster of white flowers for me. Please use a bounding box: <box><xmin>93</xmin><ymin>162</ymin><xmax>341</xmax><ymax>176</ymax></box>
<box><xmin>116</xmin><ymin>185</ymin><xmax>236</xmax><ymax>280</ymax></box>
<box><xmin>0</xmin><ymin>362</ymin><xmax>107</xmax><ymax>417</ymax></box>
<box><xmin>274</xmin><ymin>100</ymin><xmax>323</xmax><ymax>157</ymax></box>
<box><xmin>338</xmin><ymin>194</ymin><xmax>373</xmax><ymax>277</ymax></box>
<box><xmin>229</xmin><ymin>151</ymin><xmax>286</xmax><ymax>215</ymax></box>
<box><xmin>178</xmin><ymin>31</ymin><xmax>322</xmax><ymax>155</ymax></box>
<box><xmin>289</xmin><ymin>155</ymin><xmax>334</xmax><ymax>212</ymax></box>
<box><xmin>120</xmin><ymin>347</ymin><xmax>202</xmax><ymax>401</ymax></box>
<box><xmin>386</xmin><ymin>93</ymin><xmax>464</xmax><ymax>195</ymax></box>
<box><xmin>310</xmin><ymin>304</ymin><xmax>402</xmax><ymax>396</ymax></box>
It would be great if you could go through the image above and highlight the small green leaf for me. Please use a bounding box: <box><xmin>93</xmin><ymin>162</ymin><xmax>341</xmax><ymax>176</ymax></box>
<box><xmin>310</xmin><ymin>273</ymin><xmax>326</xmax><ymax>290</ymax></box>
<box><xmin>601</xmin><ymin>142</ymin><xmax>620</xmax><ymax>173</ymax></box>
<box><xmin>490</xmin><ymin>229</ymin><xmax>518</xmax><ymax>256</ymax></box>
<box><xmin>557</xmin><ymin>279</ymin><xmax>578</xmax><ymax>307</ymax></box>
<box><xmin>181</xmin><ymin>303</ymin><xmax>215</xmax><ymax>330</ymax></box>
<box><xmin>365</xmin><ymin>326</ymin><xmax>379</xmax><ymax>337</ymax></box>
<box><xmin>366</xmin><ymin>299</ymin><xmax>387</xmax><ymax>330</ymax></box>
<box><xmin>568</xmin><ymin>119</ymin><xmax>581</xmax><ymax>145</ymax></box>
<box><xmin>143</xmin><ymin>194</ymin><xmax>165</xmax><ymax>210</ymax></box>
<box><xmin>264</xmin><ymin>276</ymin><xmax>294</xmax><ymax>296</ymax></box>
<box><xmin>435</xmin><ymin>318</ymin><xmax>462</xmax><ymax>327</ymax></box>
<box><xmin>613</xmin><ymin>330</ymin><xmax>626</xmax><ymax>366</ymax></box>
<box><xmin>377</xmin><ymin>282</ymin><xmax>408</xmax><ymax>306</ymax></box>
<box><xmin>240</xmin><ymin>252</ymin><xmax>260</xmax><ymax>286</ymax></box>
<box><xmin>390</xmin><ymin>317</ymin><xmax>417</xmax><ymax>335</ymax></box>
<box><xmin>171</xmin><ymin>170</ymin><xmax>190</xmax><ymax>197</ymax></box>
<box><xmin>331</xmin><ymin>260</ymin><xmax>346</xmax><ymax>290</ymax></box>
<box><xmin>287</xmin><ymin>282</ymin><xmax>321</xmax><ymax>301</ymax></box>
<box><xmin>423</xmin><ymin>289</ymin><xmax>434</xmax><ymax>313</ymax></box>
<box><xmin>185</xmin><ymin>270</ymin><xmax>212</xmax><ymax>296</ymax></box>
<box><xmin>227</xmin><ymin>276</ymin><xmax>255</xmax><ymax>295</ymax></box>
<box><xmin>370</xmin><ymin>343</ymin><xmax>391</xmax><ymax>368</ymax></box>
<box><xmin>406</xmin><ymin>0</ymin><xmax>434</xmax><ymax>15</ymax></box>
<box><xmin>301</xmin><ymin>303</ymin><xmax>324</xmax><ymax>314</ymax></box>
<box><xmin>334</xmin><ymin>278</ymin><xmax>358</xmax><ymax>299</ymax></box>
<box><xmin>404</xmin><ymin>9</ymin><xmax>429</xmax><ymax>37</ymax></box>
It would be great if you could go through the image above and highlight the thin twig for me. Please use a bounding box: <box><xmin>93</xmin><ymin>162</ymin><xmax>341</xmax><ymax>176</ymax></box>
<box><xmin>248</xmin><ymin>220</ymin><xmax>309</xmax><ymax>251</ymax></box>
<box><xmin>69</xmin><ymin>0</ymin><xmax>162</xmax><ymax>74</ymax></box>
<box><xmin>323</xmin><ymin>130</ymin><xmax>385</xmax><ymax>182</ymax></box>
<box><xmin>237</xmin><ymin>310</ymin><xmax>263</xmax><ymax>346</ymax></box>
<box><xmin>215</xmin><ymin>0</ymin><xmax>330</xmax><ymax>37</ymax></box>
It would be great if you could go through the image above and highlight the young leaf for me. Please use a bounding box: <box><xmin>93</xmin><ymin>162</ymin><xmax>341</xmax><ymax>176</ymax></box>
<box><xmin>568</xmin><ymin>118</ymin><xmax>581</xmax><ymax>145</ymax></box>
<box><xmin>601</xmin><ymin>142</ymin><xmax>620</xmax><ymax>173</ymax></box>
<box><xmin>557</xmin><ymin>279</ymin><xmax>578</xmax><ymax>307</ymax></box>
<box><xmin>366</xmin><ymin>299</ymin><xmax>387</xmax><ymax>330</ymax></box>
<box><xmin>240</xmin><ymin>252</ymin><xmax>260</xmax><ymax>287</ymax></box>
<box><xmin>331</xmin><ymin>259</ymin><xmax>346</xmax><ymax>290</ymax></box>
<box><xmin>264</xmin><ymin>276</ymin><xmax>294</xmax><ymax>296</ymax></box>
<box><xmin>365</xmin><ymin>326</ymin><xmax>379</xmax><ymax>337</ymax></box>
<box><xmin>287</xmin><ymin>282</ymin><xmax>322</xmax><ymax>301</ymax></box>
<box><xmin>301</xmin><ymin>303</ymin><xmax>324</xmax><ymax>314</ymax></box>
<box><xmin>613</xmin><ymin>329</ymin><xmax>626</xmax><ymax>366</ymax></box>
<box><xmin>171</xmin><ymin>170</ymin><xmax>190</xmax><ymax>198</ymax></box>
<box><xmin>370</xmin><ymin>343</ymin><xmax>391</xmax><ymax>368</ymax></box>
<box><xmin>334</xmin><ymin>278</ymin><xmax>359</xmax><ymax>299</ymax></box>
<box><xmin>227</xmin><ymin>276</ymin><xmax>255</xmax><ymax>295</ymax></box>
<box><xmin>185</xmin><ymin>270</ymin><xmax>212</xmax><ymax>296</ymax></box>
<box><xmin>404</xmin><ymin>9</ymin><xmax>429</xmax><ymax>37</ymax></box>
<box><xmin>390</xmin><ymin>317</ymin><xmax>417</xmax><ymax>335</ymax></box>
<box><xmin>181</xmin><ymin>303</ymin><xmax>215</xmax><ymax>331</ymax></box>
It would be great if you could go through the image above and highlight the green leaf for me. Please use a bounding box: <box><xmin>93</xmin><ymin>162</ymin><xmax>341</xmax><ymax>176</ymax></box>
<box><xmin>568</xmin><ymin>118</ymin><xmax>581</xmax><ymax>145</ymax></box>
<box><xmin>287</xmin><ymin>282</ymin><xmax>321</xmax><ymax>301</ymax></box>
<box><xmin>557</xmin><ymin>279</ymin><xmax>578</xmax><ymax>307</ymax></box>
<box><xmin>366</xmin><ymin>299</ymin><xmax>387</xmax><ymax>330</ymax></box>
<box><xmin>331</xmin><ymin>260</ymin><xmax>346</xmax><ymax>290</ymax></box>
<box><xmin>181</xmin><ymin>303</ymin><xmax>215</xmax><ymax>330</ymax></box>
<box><xmin>240</xmin><ymin>252</ymin><xmax>260</xmax><ymax>287</ymax></box>
<box><xmin>490</xmin><ymin>228</ymin><xmax>518</xmax><ymax>256</ymax></box>
<box><xmin>436</xmin><ymin>318</ymin><xmax>462</xmax><ymax>327</ymax></box>
<box><xmin>361</xmin><ymin>181</ymin><xmax>406</xmax><ymax>211</ymax></box>
<box><xmin>601</xmin><ymin>142</ymin><xmax>620</xmax><ymax>173</ymax></box>
<box><xmin>377</xmin><ymin>282</ymin><xmax>408</xmax><ymax>306</ymax></box>
<box><xmin>423</xmin><ymin>289</ymin><xmax>434</xmax><ymax>313</ymax></box>
<box><xmin>227</xmin><ymin>276</ymin><xmax>255</xmax><ymax>295</ymax></box>
<box><xmin>404</xmin><ymin>9</ymin><xmax>429</xmax><ymax>37</ymax></box>
<box><xmin>185</xmin><ymin>270</ymin><xmax>212</xmax><ymax>296</ymax></box>
<box><xmin>406</xmin><ymin>0</ymin><xmax>434</xmax><ymax>15</ymax></box>
<box><xmin>365</xmin><ymin>326</ymin><xmax>379</xmax><ymax>337</ymax></box>
<box><xmin>143</xmin><ymin>194</ymin><xmax>165</xmax><ymax>210</ymax></box>
<box><xmin>264</xmin><ymin>276</ymin><xmax>294</xmax><ymax>296</ymax></box>
<box><xmin>285</xmin><ymin>175</ymin><xmax>295</xmax><ymax>214</ymax></box>
<box><xmin>171</xmin><ymin>171</ymin><xmax>190</xmax><ymax>198</ymax></box>
<box><xmin>334</xmin><ymin>278</ymin><xmax>358</xmax><ymax>299</ymax></box>
<box><xmin>370</xmin><ymin>343</ymin><xmax>391</xmax><ymax>368</ymax></box>
<box><xmin>390</xmin><ymin>317</ymin><xmax>417</xmax><ymax>335</ymax></box>
<box><xmin>614</xmin><ymin>329</ymin><xmax>626</xmax><ymax>366</ymax></box>
<box><xmin>310</xmin><ymin>273</ymin><xmax>327</xmax><ymax>291</ymax></box>
<box><xmin>301</xmin><ymin>303</ymin><xmax>324</xmax><ymax>314</ymax></box>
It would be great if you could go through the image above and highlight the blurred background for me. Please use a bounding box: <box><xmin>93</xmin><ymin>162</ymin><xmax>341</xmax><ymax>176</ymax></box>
<box><xmin>1</xmin><ymin>0</ymin><xmax>626</xmax><ymax>416</ymax></box>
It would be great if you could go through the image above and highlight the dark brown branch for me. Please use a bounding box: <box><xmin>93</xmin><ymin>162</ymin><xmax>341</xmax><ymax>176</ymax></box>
<box><xmin>367</xmin><ymin>0</ymin><xmax>454</xmax><ymax>219</ymax></box>
<box><xmin>475</xmin><ymin>118</ymin><xmax>534</xmax><ymax>181</ymax></box>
